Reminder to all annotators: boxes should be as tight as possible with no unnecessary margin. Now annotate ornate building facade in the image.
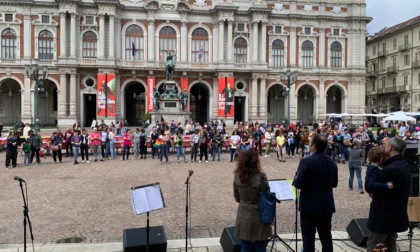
[0,0,370,127]
[365,16,420,115]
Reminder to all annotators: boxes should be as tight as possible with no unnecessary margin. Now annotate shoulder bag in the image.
[258,173,277,225]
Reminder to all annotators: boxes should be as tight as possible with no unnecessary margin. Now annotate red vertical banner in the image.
[218,77,235,117]
[147,76,155,112]
[180,77,189,111]
[97,74,115,117]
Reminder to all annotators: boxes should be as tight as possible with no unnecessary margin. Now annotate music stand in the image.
[131,183,165,252]
[268,179,296,252]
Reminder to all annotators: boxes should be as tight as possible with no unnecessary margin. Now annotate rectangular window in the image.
[4,13,13,22]
[333,29,339,36]
[418,74,420,85]
[373,45,376,54]
[381,98,386,105]
[393,39,397,49]
[404,76,408,85]
[304,27,311,35]
[85,16,94,25]
[404,34,409,44]
[404,54,410,65]
[41,15,50,24]
[382,79,385,88]
[237,23,245,32]
[392,57,397,67]
[274,26,282,34]
[371,82,376,91]
[392,78,396,86]
[382,42,386,51]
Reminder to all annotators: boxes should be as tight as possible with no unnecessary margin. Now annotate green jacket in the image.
[22,144,31,153]
[29,134,42,149]
[173,135,183,148]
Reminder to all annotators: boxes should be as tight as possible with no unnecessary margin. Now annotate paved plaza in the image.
[0,149,418,251]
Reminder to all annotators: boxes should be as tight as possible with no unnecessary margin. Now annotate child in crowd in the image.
[348,139,365,194]
[71,130,81,165]
[22,140,31,166]
[365,147,393,197]
[80,129,90,163]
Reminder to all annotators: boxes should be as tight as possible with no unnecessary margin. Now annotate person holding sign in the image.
[293,134,338,252]
[233,150,272,252]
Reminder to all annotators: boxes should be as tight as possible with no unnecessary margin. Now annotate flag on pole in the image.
[131,41,137,57]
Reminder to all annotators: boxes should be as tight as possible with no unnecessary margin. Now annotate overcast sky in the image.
[366,0,419,34]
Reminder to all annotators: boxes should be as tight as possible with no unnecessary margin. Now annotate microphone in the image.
[188,170,194,177]
[14,176,26,182]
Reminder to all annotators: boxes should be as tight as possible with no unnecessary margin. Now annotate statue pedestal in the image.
[151,99,191,125]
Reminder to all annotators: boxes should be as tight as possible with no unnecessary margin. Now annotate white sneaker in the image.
[130,157,135,160]
[86,161,90,164]
[82,160,85,163]
[265,155,268,158]
[205,161,208,163]
[199,160,202,163]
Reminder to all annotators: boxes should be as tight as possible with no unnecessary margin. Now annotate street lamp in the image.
[26,59,48,133]
[280,67,299,127]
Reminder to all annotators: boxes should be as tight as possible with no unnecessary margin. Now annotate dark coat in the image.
[294,152,338,215]
[234,172,273,241]
[366,154,410,234]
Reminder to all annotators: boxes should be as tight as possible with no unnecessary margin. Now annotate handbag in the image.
[258,173,277,225]
[51,145,59,152]
[153,138,162,149]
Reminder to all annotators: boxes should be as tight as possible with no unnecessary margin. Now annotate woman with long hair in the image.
[159,129,169,163]
[233,150,272,252]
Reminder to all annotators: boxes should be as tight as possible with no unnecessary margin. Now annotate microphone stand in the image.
[184,172,193,251]
[18,180,34,252]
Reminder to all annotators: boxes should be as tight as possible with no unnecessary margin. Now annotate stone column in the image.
[289,84,297,121]
[22,76,32,120]
[59,74,67,117]
[252,22,259,63]
[147,19,155,62]
[290,27,297,66]
[261,22,267,64]
[109,15,115,59]
[59,12,67,58]
[319,28,325,67]
[70,13,76,58]
[98,15,105,59]
[218,20,224,63]
[69,74,77,117]
[250,78,258,119]
[259,79,267,118]
[212,77,219,119]
[227,21,233,63]
[23,14,32,59]
[319,80,326,116]
[181,21,188,63]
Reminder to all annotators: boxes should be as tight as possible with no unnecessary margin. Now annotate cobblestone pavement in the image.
[0,149,371,244]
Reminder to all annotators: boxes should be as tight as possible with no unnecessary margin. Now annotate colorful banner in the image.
[147,76,155,112]
[97,73,116,117]
[217,77,235,117]
[180,77,189,111]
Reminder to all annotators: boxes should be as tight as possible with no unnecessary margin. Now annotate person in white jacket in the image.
[264,129,273,157]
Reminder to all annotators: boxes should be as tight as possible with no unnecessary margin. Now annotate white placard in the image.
[131,183,165,215]
[268,179,296,201]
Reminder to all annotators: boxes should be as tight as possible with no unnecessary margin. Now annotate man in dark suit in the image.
[365,137,410,252]
[294,134,338,252]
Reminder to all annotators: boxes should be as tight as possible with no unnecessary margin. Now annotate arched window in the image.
[125,25,144,61]
[191,28,209,63]
[234,37,247,64]
[301,40,313,67]
[272,39,284,67]
[159,26,177,62]
[1,28,17,59]
[330,41,342,68]
[38,30,54,60]
[82,31,97,58]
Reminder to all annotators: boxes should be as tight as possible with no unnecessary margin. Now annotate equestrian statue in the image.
[164,52,176,80]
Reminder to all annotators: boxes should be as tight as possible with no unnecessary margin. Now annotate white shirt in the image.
[230,135,240,148]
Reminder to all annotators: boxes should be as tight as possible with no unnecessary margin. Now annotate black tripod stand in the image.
[269,211,295,252]
[15,176,34,252]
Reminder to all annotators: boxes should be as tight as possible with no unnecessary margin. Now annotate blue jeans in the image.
[117,128,121,136]
[349,161,363,190]
[109,140,115,159]
[176,146,186,161]
[133,142,140,157]
[160,144,168,162]
[73,147,79,162]
[24,153,30,165]
[105,141,110,158]
[241,239,268,252]
[213,147,221,160]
